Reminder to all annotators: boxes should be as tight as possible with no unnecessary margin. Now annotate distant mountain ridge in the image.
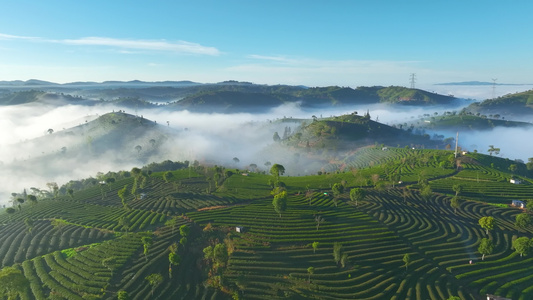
[0,80,458,113]
[0,79,203,87]
[437,81,533,86]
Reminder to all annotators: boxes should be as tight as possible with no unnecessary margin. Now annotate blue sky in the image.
[0,0,532,87]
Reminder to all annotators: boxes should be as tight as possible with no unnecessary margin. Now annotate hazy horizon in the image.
[1,1,533,87]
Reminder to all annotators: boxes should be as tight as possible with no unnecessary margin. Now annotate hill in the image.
[467,89,533,116]
[1,149,533,299]
[0,90,88,106]
[3,112,175,184]
[173,85,456,112]
[0,81,457,112]
[414,113,533,131]
[377,86,455,105]
[170,91,286,113]
[284,113,442,153]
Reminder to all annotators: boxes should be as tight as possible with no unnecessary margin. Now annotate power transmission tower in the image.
[454,132,459,158]
[491,78,497,99]
[409,73,416,89]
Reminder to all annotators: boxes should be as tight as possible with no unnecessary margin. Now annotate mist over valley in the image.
[1,81,533,207]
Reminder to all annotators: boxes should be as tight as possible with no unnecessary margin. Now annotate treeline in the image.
[59,160,192,194]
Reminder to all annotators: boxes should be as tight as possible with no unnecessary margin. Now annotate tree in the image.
[306,190,314,206]
[145,273,163,297]
[46,182,59,198]
[163,171,174,183]
[0,266,29,300]
[203,245,213,264]
[312,241,320,253]
[67,188,74,199]
[16,198,24,210]
[527,199,533,212]
[142,236,153,262]
[5,207,15,221]
[232,157,240,164]
[488,145,500,156]
[272,190,287,218]
[168,252,181,278]
[402,188,410,203]
[332,183,344,198]
[168,242,178,255]
[340,253,349,268]
[420,184,433,202]
[478,238,494,261]
[515,213,532,231]
[27,194,37,207]
[270,164,285,182]
[273,132,281,142]
[512,237,531,257]
[179,224,190,237]
[403,253,411,270]
[478,216,494,235]
[131,167,142,178]
[350,188,366,206]
[527,158,533,171]
[213,243,228,266]
[117,290,129,300]
[332,183,344,207]
[248,163,258,172]
[315,215,325,231]
[307,266,315,283]
[333,242,342,265]
[450,196,460,214]
[118,185,128,207]
[452,184,463,197]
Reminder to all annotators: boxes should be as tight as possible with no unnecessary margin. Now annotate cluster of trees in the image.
[0,266,29,299]
[332,242,349,268]
[477,214,533,260]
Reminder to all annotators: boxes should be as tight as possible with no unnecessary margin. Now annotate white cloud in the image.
[0,33,40,41]
[61,37,220,56]
[0,32,220,56]
[246,54,422,70]
[247,54,298,64]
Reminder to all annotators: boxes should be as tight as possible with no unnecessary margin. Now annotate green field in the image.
[1,148,533,299]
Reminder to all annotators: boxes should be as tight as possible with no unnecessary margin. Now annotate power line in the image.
[409,73,416,89]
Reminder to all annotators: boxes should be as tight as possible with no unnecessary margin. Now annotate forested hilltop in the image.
[467,89,533,116]
[0,80,457,113]
[2,147,533,299]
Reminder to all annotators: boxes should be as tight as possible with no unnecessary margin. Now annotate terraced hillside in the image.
[1,150,533,299]
[188,188,533,299]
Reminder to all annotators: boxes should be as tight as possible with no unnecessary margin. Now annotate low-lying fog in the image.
[1,86,532,207]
